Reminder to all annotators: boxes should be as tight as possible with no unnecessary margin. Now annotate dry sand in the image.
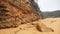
[0,18,60,34]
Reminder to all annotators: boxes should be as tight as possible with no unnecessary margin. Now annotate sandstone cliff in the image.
[0,0,43,28]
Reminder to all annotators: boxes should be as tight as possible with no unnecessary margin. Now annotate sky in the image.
[36,0,60,12]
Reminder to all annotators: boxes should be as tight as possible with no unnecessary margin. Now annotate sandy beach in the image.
[0,18,60,34]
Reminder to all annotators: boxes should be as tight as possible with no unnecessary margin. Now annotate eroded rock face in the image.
[0,0,43,28]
